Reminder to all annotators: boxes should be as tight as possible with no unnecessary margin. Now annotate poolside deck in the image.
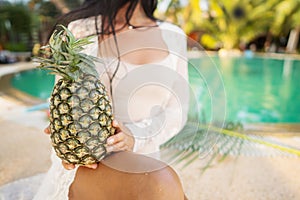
[245,123,300,135]
[0,62,43,105]
[0,62,51,186]
[0,95,51,186]
[0,62,37,77]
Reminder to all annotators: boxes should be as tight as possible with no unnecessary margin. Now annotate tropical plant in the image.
[271,0,300,36]
[0,3,33,51]
[160,0,183,24]
[157,0,203,34]
[271,0,300,52]
[197,0,281,50]
[28,0,82,45]
[160,0,300,51]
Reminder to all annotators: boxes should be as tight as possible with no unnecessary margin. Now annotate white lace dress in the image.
[33,17,188,200]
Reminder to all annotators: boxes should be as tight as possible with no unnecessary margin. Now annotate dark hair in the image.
[58,0,158,36]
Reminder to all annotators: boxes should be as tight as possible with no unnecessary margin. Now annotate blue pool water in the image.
[188,56,300,123]
[10,56,300,123]
[11,69,55,100]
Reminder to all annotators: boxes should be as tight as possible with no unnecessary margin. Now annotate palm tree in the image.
[197,0,281,50]
[161,0,300,52]
[271,0,300,52]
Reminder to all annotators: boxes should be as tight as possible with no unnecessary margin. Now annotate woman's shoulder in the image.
[68,16,101,38]
[158,21,187,51]
[158,21,185,35]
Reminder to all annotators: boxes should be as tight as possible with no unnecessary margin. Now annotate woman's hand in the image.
[106,120,135,153]
[43,120,134,170]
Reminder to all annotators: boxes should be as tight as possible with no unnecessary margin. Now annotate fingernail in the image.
[67,166,74,170]
[92,165,97,169]
[113,120,119,126]
[107,146,114,152]
[107,138,114,145]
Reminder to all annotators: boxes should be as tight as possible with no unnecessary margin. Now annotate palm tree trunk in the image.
[286,27,299,53]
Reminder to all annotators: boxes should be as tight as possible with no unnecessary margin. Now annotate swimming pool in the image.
[10,56,300,123]
[11,69,55,100]
[189,56,300,123]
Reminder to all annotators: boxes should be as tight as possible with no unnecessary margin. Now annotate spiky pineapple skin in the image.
[49,73,114,165]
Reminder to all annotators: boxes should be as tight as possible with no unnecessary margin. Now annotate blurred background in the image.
[0,0,299,56]
[0,1,300,200]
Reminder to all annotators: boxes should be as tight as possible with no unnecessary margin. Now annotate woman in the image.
[34,0,189,199]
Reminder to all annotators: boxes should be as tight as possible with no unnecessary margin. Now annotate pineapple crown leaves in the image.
[35,24,103,81]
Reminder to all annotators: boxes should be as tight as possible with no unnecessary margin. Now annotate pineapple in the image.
[36,25,115,165]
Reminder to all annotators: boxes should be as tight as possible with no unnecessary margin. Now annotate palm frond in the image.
[161,119,300,170]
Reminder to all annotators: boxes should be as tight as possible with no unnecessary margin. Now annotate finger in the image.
[44,126,51,134]
[112,121,121,133]
[107,132,125,145]
[83,163,98,169]
[107,141,127,152]
[113,127,121,134]
[112,120,119,127]
[62,161,75,170]
[113,141,126,150]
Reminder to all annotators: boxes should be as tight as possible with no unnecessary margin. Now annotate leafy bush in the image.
[4,42,28,52]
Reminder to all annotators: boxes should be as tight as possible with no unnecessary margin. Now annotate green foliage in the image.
[0,4,32,34]
[4,42,27,52]
[271,0,300,36]
[0,4,33,50]
[161,0,300,50]
[200,34,220,50]
[27,0,84,46]
[64,0,82,10]
[198,0,277,49]
[39,1,60,17]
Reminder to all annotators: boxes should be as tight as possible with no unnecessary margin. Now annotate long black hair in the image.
[58,0,158,36]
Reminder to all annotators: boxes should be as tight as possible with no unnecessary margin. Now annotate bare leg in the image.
[69,152,185,200]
